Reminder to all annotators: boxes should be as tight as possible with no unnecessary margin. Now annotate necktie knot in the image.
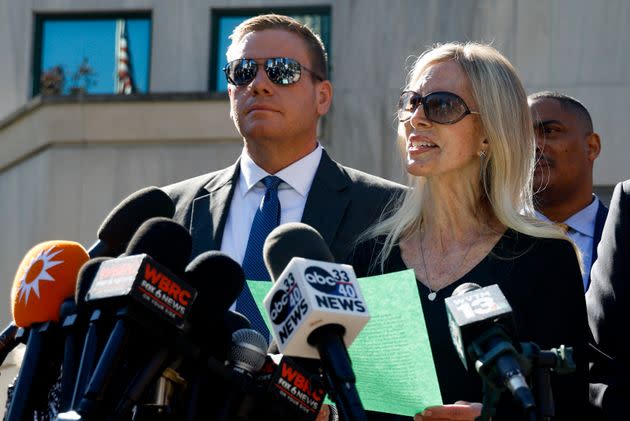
[558,222,572,234]
[262,175,282,191]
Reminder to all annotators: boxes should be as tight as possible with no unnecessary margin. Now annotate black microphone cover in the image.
[74,257,110,306]
[224,311,252,332]
[97,186,175,255]
[125,217,192,274]
[263,222,335,281]
[185,251,245,317]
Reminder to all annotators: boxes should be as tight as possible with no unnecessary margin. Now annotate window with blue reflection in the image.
[211,10,331,92]
[34,15,151,96]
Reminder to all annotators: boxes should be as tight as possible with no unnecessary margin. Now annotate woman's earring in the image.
[479,150,487,160]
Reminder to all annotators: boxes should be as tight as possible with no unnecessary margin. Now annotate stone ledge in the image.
[0,93,238,172]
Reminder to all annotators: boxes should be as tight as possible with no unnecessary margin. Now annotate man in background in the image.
[529,91,608,291]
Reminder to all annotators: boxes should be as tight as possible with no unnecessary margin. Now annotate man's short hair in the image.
[227,14,328,80]
[528,91,594,133]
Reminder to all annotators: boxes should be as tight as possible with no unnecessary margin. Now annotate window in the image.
[33,13,151,96]
[210,8,331,92]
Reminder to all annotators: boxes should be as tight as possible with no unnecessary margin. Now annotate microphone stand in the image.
[473,338,575,421]
[469,326,535,421]
[308,325,367,421]
[520,343,575,421]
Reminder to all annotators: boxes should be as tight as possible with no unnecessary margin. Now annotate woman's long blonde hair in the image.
[363,42,569,270]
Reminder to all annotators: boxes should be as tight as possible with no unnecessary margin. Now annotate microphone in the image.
[175,252,248,421]
[114,252,247,420]
[68,257,112,411]
[88,186,175,258]
[444,283,536,415]
[76,218,194,418]
[184,251,247,359]
[262,223,369,421]
[6,241,89,421]
[229,328,268,375]
[215,328,268,421]
[216,329,326,421]
[0,322,19,366]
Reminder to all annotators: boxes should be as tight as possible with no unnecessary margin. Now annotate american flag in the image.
[115,19,135,94]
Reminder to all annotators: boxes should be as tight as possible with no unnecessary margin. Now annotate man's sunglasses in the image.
[223,57,324,86]
[398,91,480,124]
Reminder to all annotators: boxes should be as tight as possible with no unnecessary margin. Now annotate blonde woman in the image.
[352,43,588,420]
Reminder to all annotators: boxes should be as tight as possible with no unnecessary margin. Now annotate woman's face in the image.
[403,60,485,179]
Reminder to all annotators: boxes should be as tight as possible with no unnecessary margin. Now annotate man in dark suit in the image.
[529,91,608,291]
[163,14,403,335]
[586,179,630,419]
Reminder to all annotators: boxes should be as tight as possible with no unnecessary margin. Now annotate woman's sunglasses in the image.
[223,57,324,86]
[398,91,480,124]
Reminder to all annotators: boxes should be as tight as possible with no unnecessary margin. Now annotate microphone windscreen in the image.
[97,186,175,255]
[224,311,252,332]
[263,222,334,281]
[230,329,268,374]
[11,241,89,327]
[452,282,482,297]
[185,251,245,315]
[74,257,110,306]
[125,217,192,273]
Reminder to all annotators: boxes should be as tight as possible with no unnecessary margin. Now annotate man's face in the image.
[530,97,599,199]
[226,29,331,148]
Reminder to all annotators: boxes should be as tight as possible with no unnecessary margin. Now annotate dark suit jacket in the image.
[587,198,609,289]
[586,180,630,419]
[162,150,405,263]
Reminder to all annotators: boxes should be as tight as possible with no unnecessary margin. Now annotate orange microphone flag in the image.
[10,241,89,328]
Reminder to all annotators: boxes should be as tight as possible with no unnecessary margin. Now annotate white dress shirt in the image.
[220,144,323,266]
[536,196,601,291]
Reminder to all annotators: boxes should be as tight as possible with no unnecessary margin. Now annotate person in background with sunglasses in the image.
[351,42,589,420]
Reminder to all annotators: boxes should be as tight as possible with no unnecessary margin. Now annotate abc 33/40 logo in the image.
[304,266,358,298]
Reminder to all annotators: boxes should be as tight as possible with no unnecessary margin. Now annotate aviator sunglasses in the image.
[398,91,480,124]
[223,57,324,86]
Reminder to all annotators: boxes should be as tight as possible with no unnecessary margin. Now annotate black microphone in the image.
[0,322,19,366]
[262,223,369,421]
[445,283,536,416]
[75,218,194,418]
[113,252,246,420]
[68,257,112,411]
[175,252,248,421]
[215,328,268,421]
[58,299,81,412]
[88,186,175,258]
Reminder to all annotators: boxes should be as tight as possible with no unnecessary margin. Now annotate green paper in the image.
[247,269,442,417]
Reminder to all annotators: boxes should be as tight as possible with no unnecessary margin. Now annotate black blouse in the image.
[351,229,589,420]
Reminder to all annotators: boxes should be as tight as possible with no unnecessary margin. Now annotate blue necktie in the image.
[237,175,282,337]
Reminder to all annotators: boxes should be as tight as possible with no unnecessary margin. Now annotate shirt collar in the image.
[563,196,600,237]
[535,195,600,237]
[238,144,323,197]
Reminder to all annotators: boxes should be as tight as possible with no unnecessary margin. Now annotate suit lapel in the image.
[591,199,609,265]
[301,151,351,248]
[190,162,240,258]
